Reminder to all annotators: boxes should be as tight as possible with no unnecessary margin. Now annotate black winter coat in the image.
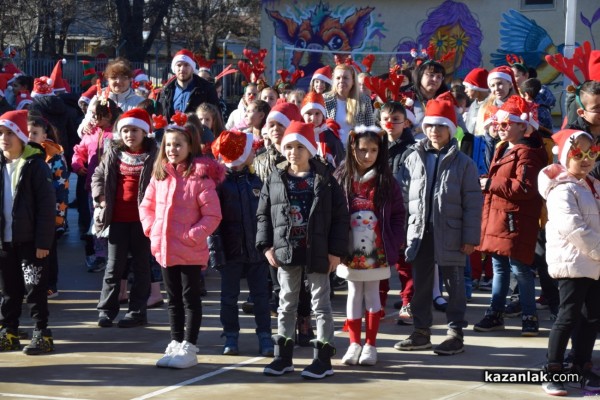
[256,159,349,273]
[215,167,265,263]
[388,128,415,177]
[30,95,77,167]
[159,75,219,120]
[0,143,55,250]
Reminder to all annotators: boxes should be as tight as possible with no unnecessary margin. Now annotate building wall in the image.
[260,0,600,91]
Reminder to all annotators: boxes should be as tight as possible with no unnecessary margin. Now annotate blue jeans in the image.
[219,261,271,334]
[490,255,536,316]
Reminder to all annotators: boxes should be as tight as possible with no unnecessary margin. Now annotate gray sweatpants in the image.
[277,266,335,344]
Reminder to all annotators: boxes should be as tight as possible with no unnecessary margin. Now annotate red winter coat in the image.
[477,133,547,265]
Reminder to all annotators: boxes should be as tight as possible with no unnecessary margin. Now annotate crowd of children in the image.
[0,42,599,396]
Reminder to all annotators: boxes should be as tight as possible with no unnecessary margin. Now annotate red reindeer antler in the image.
[290,69,304,85]
[545,41,592,86]
[361,54,375,74]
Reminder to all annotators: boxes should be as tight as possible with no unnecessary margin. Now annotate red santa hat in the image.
[495,95,538,129]
[266,102,302,128]
[0,74,7,98]
[463,67,489,91]
[79,85,97,105]
[487,66,519,92]
[15,91,33,110]
[422,98,457,137]
[311,65,332,86]
[300,91,327,117]
[117,108,152,134]
[211,130,254,167]
[50,58,71,93]
[552,129,595,167]
[280,121,317,157]
[171,49,197,74]
[133,69,150,83]
[0,110,29,144]
[31,76,54,98]
[2,63,22,83]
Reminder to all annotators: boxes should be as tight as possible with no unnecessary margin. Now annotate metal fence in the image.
[10,57,244,102]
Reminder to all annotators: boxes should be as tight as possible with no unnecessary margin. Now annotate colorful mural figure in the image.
[395,0,483,81]
[265,1,377,87]
[490,9,561,85]
[580,7,600,49]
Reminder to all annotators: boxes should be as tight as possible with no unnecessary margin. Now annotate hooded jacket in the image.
[538,163,600,280]
[139,157,225,268]
[478,132,547,264]
[0,142,55,250]
[402,138,482,266]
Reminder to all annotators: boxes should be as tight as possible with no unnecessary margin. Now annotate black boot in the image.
[263,334,294,376]
[301,340,336,380]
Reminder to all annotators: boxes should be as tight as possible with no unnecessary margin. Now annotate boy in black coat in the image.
[256,121,349,380]
[0,110,56,355]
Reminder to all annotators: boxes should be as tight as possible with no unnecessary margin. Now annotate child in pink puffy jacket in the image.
[139,114,224,369]
[71,98,121,273]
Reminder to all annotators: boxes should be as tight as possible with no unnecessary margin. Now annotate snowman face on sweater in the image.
[290,205,304,226]
[350,210,378,254]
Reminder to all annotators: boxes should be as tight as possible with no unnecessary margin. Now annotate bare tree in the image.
[169,0,260,59]
[113,0,174,61]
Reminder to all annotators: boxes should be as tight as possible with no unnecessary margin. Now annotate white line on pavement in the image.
[0,394,90,400]
[130,356,265,400]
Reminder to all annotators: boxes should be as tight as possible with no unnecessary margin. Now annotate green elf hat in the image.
[80,60,97,90]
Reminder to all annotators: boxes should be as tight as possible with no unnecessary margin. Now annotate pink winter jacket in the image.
[71,126,113,190]
[139,157,225,268]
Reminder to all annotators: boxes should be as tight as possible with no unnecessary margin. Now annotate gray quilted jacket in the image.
[401,138,482,266]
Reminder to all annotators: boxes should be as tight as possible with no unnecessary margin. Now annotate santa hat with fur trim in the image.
[50,59,70,93]
[422,98,457,137]
[266,102,302,128]
[552,129,595,167]
[280,121,317,157]
[211,130,254,167]
[463,67,489,92]
[117,108,152,134]
[300,91,327,117]
[487,66,519,93]
[495,95,538,129]
[311,65,332,86]
[171,49,197,74]
[31,76,54,98]
[133,69,150,83]
[0,110,29,144]
[15,91,32,110]
[2,63,22,84]
[79,85,97,105]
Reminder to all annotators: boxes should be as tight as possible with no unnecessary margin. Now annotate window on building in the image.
[521,0,555,10]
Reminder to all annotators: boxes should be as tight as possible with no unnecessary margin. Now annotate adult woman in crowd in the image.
[324,64,375,145]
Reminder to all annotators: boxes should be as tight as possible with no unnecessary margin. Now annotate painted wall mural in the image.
[490,9,561,85]
[263,1,598,88]
[395,0,483,81]
[265,1,385,87]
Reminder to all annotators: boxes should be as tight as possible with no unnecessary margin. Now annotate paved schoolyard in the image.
[0,204,593,400]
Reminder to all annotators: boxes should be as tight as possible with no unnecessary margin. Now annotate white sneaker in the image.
[168,341,199,369]
[341,342,362,365]
[358,344,377,366]
[156,340,181,368]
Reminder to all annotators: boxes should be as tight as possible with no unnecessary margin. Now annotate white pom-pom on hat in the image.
[46,78,53,85]
[520,112,528,121]
[61,58,66,64]
[404,97,414,107]
[551,145,559,155]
